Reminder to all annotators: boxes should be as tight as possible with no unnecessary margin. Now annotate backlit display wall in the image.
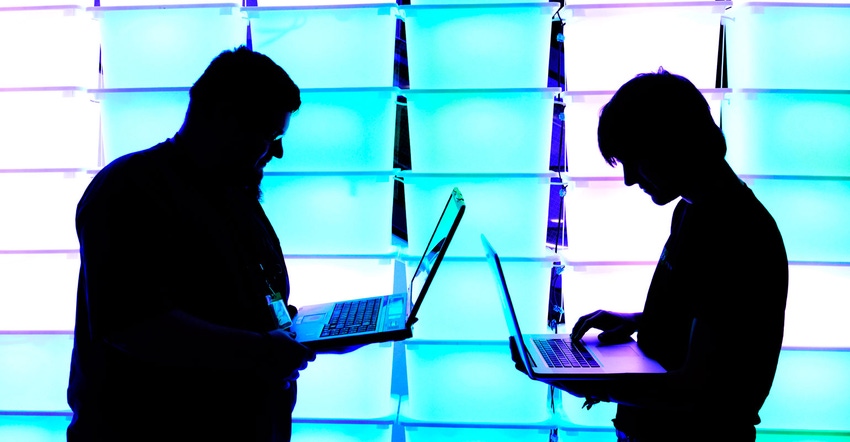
[0,1,848,441]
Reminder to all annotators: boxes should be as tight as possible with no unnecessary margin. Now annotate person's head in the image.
[597,69,726,205]
[182,46,301,197]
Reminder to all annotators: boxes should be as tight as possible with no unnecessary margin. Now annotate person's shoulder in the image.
[79,139,176,208]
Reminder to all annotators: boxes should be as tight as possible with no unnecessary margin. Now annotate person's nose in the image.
[270,138,283,159]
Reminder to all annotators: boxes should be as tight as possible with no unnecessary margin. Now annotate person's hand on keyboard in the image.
[571,310,641,345]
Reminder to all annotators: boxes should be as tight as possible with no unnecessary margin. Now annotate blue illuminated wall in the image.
[0,1,848,442]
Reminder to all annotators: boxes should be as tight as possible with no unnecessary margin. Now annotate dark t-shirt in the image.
[615,182,788,439]
[68,138,293,441]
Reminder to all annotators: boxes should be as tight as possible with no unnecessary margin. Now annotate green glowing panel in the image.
[748,179,850,263]
[402,3,557,88]
[726,3,850,89]
[723,91,850,177]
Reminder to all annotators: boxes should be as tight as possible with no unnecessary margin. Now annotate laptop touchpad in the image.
[593,344,640,358]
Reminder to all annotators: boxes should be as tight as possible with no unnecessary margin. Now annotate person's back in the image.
[540,70,788,441]
[68,47,312,442]
[69,140,291,441]
[616,180,787,439]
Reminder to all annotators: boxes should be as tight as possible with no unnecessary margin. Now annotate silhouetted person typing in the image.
[511,70,788,441]
[67,46,317,442]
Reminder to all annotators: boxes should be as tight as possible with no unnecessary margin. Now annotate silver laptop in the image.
[290,187,465,350]
[481,234,666,380]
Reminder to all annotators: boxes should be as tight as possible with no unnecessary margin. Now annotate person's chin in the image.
[649,192,678,206]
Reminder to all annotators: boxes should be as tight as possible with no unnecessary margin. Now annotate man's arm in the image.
[106,308,315,376]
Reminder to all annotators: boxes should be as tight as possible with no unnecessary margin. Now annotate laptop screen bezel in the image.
[405,187,465,328]
[481,234,539,379]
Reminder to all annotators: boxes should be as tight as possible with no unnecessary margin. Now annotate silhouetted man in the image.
[513,70,788,441]
[68,46,316,442]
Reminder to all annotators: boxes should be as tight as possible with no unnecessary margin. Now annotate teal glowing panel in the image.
[401,3,557,89]
[94,5,246,88]
[407,258,553,341]
[723,91,850,177]
[404,88,557,173]
[266,88,398,172]
[727,3,850,90]
[401,173,552,258]
[404,424,554,442]
[0,415,71,442]
[759,350,850,432]
[96,88,189,163]
[0,334,72,412]
[293,342,395,420]
[261,172,395,255]
[402,340,551,424]
[248,5,398,88]
[748,179,850,263]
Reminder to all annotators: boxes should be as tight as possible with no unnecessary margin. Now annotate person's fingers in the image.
[572,310,604,340]
[598,325,633,344]
[286,305,298,318]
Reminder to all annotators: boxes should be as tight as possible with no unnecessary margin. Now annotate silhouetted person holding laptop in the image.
[512,70,788,441]
[68,46,321,442]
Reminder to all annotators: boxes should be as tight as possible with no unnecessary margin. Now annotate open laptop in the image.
[289,187,465,350]
[481,234,666,380]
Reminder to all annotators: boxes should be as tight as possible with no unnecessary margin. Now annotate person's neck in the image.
[175,124,226,173]
[680,159,744,206]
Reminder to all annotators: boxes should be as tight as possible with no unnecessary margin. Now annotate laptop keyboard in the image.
[533,338,600,368]
[320,298,381,337]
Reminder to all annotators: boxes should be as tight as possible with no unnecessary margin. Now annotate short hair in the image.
[187,45,300,134]
[597,69,726,167]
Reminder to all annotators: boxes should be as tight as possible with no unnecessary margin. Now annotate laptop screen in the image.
[481,234,536,375]
[407,187,465,324]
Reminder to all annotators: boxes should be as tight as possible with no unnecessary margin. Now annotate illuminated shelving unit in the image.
[246,3,403,439]
[395,2,562,439]
[723,2,850,437]
[556,0,850,439]
[557,0,731,436]
[0,4,99,438]
[9,0,847,440]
